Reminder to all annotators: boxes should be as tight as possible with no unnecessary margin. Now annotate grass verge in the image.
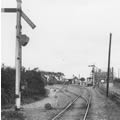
[1,111,25,120]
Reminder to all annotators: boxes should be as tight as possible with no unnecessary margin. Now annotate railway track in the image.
[51,87,91,120]
[82,88,91,120]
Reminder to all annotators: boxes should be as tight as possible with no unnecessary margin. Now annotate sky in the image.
[1,0,120,78]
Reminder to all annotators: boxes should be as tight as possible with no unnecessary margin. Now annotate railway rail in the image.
[83,88,91,120]
[51,87,91,120]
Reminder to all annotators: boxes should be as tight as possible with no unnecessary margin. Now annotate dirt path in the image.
[88,87,120,120]
[22,91,59,120]
[22,85,83,120]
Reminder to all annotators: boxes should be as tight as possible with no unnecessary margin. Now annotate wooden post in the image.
[106,33,112,97]
[15,0,22,110]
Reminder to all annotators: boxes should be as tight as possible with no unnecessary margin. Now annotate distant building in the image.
[94,68,114,83]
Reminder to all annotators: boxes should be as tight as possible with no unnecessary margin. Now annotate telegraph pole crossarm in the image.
[1,0,36,110]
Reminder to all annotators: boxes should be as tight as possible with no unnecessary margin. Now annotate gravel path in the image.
[88,87,120,120]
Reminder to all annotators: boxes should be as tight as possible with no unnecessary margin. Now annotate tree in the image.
[80,77,85,81]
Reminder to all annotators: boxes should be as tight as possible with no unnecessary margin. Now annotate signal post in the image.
[1,0,36,110]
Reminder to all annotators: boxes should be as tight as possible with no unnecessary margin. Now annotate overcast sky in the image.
[1,0,120,78]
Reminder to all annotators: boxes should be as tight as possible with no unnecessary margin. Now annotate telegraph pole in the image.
[106,33,112,97]
[1,0,36,110]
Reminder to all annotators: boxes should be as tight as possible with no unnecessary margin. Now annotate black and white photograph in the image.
[1,0,120,120]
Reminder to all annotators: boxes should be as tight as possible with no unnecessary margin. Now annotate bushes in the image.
[1,64,64,107]
[21,69,46,103]
[113,78,120,88]
[113,78,120,83]
[1,111,25,120]
[1,65,46,107]
[1,67,15,105]
[23,69,45,96]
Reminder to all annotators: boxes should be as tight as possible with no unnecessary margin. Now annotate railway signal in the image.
[1,0,36,110]
[88,65,95,86]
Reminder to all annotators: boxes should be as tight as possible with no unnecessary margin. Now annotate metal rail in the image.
[51,95,81,120]
[51,87,91,120]
[82,88,92,120]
